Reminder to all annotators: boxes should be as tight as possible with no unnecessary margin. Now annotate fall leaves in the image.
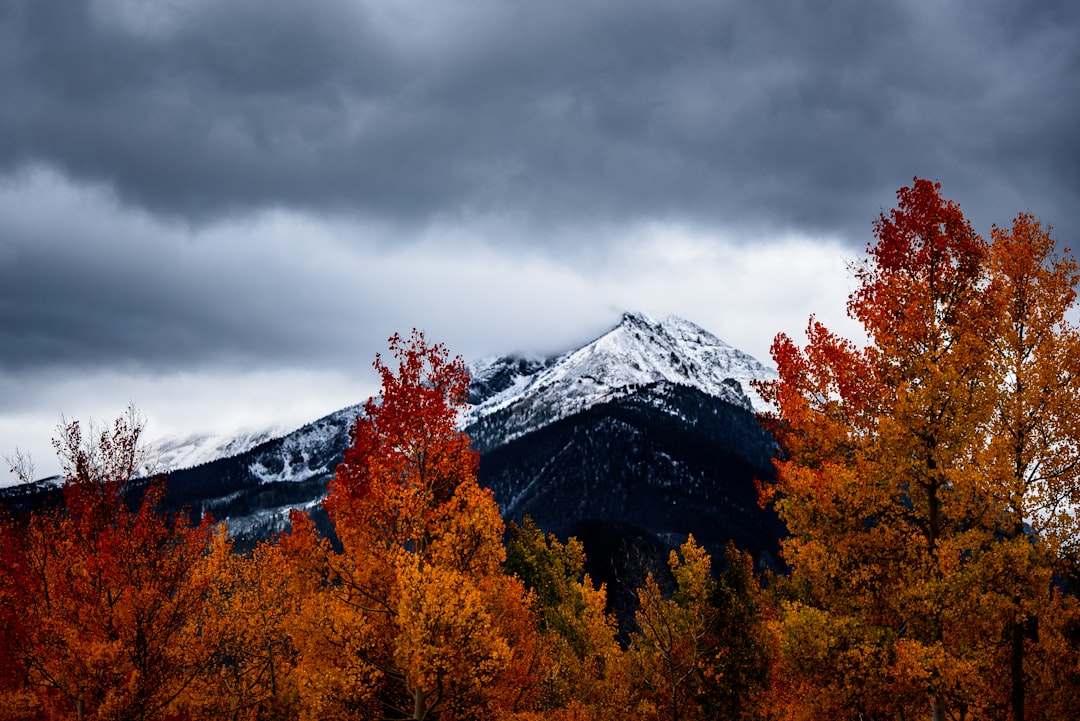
[3,178,1080,720]
[0,410,216,721]
[284,332,537,720]
[0,333,769,721]
[758,179,1080,720]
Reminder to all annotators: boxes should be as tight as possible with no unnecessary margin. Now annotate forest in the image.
[2,179,1080,721]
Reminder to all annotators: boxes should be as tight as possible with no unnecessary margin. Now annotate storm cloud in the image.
[1,0,1077,477]
[3,0,1076,233]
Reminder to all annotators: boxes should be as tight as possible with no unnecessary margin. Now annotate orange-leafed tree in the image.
[980,212,1080,720]
[757,179,1080,720]
[0,407,215,721]
[283,330,542,721]
[184,525,301,721]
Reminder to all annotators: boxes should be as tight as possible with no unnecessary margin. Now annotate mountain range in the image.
[2,312,785,589]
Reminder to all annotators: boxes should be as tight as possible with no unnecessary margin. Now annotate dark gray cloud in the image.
[0,168,617,377]
[2,0,1076,239]
[0,216,308,374]
[2,0,1079,475]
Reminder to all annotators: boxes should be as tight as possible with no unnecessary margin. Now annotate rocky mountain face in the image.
[474,380,780,566]
[3,313,785,577]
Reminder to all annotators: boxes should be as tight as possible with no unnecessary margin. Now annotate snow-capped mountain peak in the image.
[464,312,776,442]
[564,311,774,408]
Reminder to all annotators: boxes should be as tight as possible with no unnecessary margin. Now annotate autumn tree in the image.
[624,537,769,721]
[701,542,770,721]
[283,330,542,720]
[627,535,717,721]
[978,212,1080,719]
[184,525,301,721]
[757,179,1080,720]
[0,407,215,721]
[507,516,634,720]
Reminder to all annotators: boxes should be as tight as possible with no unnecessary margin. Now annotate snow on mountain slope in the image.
[465,312,777,432]
[467,355,550,405]
[147,425,289,473]
[147,402,365,478]
[244,402,362,484]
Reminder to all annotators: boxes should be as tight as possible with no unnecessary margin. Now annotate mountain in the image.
[152,403,363,543]
[455,312,783,624]
[462,314,782,598]
[2,313,784,573]
[464,312,774,452]
[474,378,778,545]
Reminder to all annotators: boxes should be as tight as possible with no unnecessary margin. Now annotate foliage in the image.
[281,330,543,720]
[0,408,215,721]
[703,542,770,720]
[756,178,1080,720]
[508,516,635,720]
[184,526,302,720]
[626,536,769,721]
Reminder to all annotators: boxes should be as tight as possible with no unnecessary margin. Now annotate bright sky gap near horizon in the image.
[1,1,1078,481]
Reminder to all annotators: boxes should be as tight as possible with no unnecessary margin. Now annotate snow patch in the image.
[146,425,289,473]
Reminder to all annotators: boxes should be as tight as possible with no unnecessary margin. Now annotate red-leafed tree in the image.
[0,407,216,721]
[283,331,543,721]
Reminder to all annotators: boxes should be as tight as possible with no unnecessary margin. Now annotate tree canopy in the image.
[757,178,1080,720]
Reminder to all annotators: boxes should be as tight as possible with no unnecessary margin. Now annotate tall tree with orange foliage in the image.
[0,407,215,721]
[283,331,543,721]
[981,212,1080,720]
[757,179,1080,720]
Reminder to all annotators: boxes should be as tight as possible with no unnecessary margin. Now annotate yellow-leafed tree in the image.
[507,517,635,720]
[628,536,715,721]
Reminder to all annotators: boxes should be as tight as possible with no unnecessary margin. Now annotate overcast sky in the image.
[2,0,1078,481]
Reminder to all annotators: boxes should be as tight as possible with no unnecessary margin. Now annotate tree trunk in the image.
[1011,614,1025,721]
[412,686,432,721]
